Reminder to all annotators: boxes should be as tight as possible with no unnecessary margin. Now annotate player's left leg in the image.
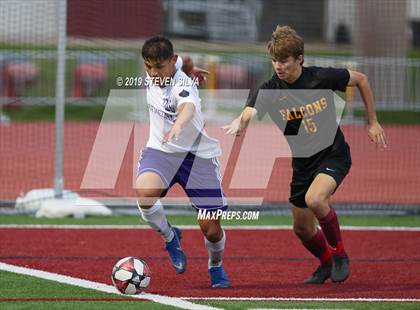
[305,173,349,283]
[198,217,229,288]
[289,173,333,283]
[180,154,229,287]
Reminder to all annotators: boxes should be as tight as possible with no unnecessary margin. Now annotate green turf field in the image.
[0,270,176,310]
[1,214,420,227]
[1,270,419,310]
[4,104,420,124]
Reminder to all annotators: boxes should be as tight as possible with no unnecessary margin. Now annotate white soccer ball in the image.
[111,257,151,295]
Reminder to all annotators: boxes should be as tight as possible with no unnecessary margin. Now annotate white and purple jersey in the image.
[145,59,221,159]
[139,57,227,210]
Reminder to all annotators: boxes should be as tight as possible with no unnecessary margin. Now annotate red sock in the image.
[319,208,346,256]
[302,229,332,265]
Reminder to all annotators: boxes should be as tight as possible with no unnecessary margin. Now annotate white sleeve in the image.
[174,85,200,108]
[175,56,183,70]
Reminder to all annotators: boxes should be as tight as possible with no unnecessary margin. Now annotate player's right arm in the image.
[222,79,272,135]
[163,101,196,143]
[221,107,257,135]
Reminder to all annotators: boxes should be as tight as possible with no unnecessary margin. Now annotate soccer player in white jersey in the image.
[135,36,229,288]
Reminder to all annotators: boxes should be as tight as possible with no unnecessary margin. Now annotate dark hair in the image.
[141,36,174,61]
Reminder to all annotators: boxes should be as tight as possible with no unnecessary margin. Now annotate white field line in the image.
[182,296,420,302]
[1,262,419,305]
[0,224,420,231]
[0,262,221,310]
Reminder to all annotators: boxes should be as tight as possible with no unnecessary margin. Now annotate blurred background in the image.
[0,0,419,216]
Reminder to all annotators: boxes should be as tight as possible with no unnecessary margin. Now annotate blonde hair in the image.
[267,25,304,62]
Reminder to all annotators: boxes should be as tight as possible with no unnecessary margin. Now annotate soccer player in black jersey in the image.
[223,25,387,284]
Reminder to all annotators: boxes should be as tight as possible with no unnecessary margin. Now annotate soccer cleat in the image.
[165,227,186,274]
[304,264,332,284]
[331,254,350,283]
[208,265,230,288]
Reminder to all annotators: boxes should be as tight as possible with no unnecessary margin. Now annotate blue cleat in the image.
[208,265,230,288]
[165,227,186,274]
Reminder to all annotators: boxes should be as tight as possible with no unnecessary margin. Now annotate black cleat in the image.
[331,254,350,283]
[304,264,332,284]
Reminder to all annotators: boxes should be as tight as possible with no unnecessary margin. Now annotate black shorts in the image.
[289,142,352,208]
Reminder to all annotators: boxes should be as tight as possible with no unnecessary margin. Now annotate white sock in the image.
[204,230,225,268]
[137,200,174,242]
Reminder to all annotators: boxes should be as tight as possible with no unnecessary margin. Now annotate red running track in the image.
[1,122,420,204]
[1,227,420,299]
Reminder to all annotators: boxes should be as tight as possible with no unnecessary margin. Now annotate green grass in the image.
[0,270,178,309]
[0,270,120,299]
[0,214,419,227]
[354,109,420,125]
[408,48,420,59]
[0,301,174,310]
[1,270,419,310]
[3,105,105,121]
[4,104,420,124]
[0,41,138,52]
[2,39,420,58]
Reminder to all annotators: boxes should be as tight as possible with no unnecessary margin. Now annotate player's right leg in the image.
[305,173,349,283]
[135,148,187,274]
[135,171,171,239]
[292,205,332,284]
[136,172,186,274]
[197,216,229,288]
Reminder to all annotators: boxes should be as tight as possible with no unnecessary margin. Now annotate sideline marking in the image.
[182,296,420,302]
[0,262,221,310]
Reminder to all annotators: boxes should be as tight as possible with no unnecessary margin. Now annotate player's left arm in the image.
[347,70,387,148]
[163,102,196,143]
[180,55,209,84]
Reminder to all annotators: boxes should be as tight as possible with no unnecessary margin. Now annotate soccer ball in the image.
[111,257,151,295]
